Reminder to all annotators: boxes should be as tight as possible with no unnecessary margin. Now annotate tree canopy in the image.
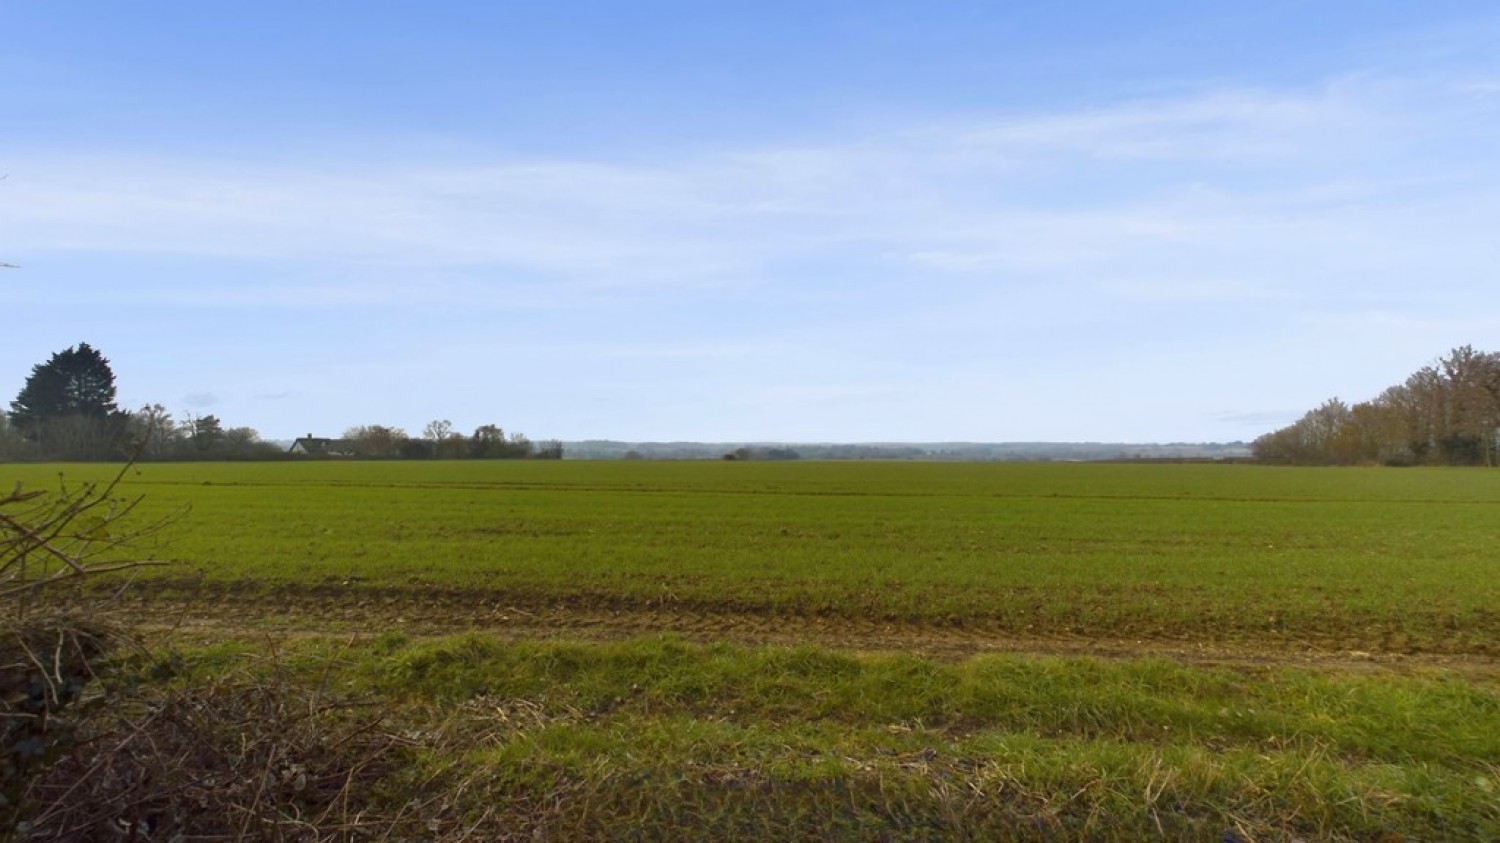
[3,344,563,462]
[1253,345,1500,466]
[9,343,119,429]
[8,343,125,459]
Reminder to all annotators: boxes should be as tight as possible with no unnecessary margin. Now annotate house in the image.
[287,435,357,457]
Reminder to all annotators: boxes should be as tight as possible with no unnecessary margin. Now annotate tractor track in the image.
[65,580,1500,679]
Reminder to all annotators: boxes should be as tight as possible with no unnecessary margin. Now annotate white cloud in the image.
[7,67,1500,442]
[947,82,1389,164]
[4,72,1496,316]
[9,7,1500,444]
[1093,278,1293,304]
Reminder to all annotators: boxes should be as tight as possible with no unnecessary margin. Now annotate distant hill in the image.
[563,440,1252,461]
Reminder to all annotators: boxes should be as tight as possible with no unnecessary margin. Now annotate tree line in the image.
[2,343,561,461]
[1252,345,1500,466]
[339,421,562,460]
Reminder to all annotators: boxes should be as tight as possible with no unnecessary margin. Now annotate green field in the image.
[16,459,1500,652]
[8,460,1500,839]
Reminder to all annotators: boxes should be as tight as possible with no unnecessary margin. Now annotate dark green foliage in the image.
[469,424,537,459]
[9,343,119,427]
[725,446,802,461]
[398,438,435,459]
[7,343,125,460]
[186,414,225,452]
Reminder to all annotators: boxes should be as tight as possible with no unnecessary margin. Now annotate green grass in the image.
[13,460,1500,838]
[360,634,1499,766]
[144,633,1499,841]
[12,460,1500,651]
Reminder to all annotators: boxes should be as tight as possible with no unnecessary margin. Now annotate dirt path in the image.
[82,582,1500,679]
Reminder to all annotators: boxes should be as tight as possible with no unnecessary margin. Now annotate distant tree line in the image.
[2,343,560,461]
[573,441,931,460]
[1253,345,1500,466]
[720,446,802,461]
[337,420,562,460]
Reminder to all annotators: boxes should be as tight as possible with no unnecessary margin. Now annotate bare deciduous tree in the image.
[127,403,180,458]
[1254,346,1500,465]
[1,461,178,606]
[422,419,453,442]
[344,425,408,458]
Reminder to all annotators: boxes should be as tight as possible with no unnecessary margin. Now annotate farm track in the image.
[87,581,1500,679]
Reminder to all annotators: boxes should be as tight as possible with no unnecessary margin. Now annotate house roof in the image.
[288,436,357,456]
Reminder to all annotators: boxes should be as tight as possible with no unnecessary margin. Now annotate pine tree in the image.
[8,343,122,457]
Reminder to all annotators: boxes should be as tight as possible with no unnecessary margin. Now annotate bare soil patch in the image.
[87,580,1500,679]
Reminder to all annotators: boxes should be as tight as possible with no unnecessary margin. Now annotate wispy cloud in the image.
[1093,277,1294,304]
[5,73,1496,312]
[1209,410,1303,426]
[948,82,1388,164]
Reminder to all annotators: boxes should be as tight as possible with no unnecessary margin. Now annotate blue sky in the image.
[5,2,1500,443]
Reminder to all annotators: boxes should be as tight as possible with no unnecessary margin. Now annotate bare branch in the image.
[1,453,183,614]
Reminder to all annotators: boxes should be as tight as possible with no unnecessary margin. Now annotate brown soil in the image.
[77,580,1500,679]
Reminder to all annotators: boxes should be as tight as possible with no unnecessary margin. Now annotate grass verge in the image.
[22,633,1497,841]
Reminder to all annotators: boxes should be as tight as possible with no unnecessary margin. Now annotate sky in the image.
[4,1,1500,444]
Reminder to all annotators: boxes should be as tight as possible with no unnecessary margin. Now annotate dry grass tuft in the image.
[0,611,125,826]
[17,670,460,841]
